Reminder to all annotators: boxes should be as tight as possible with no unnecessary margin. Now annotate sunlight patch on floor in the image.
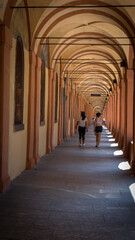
[118,161,130,170]
[110,143,118,147]
[107,135,113,138]
[129,183,135,202]
[113,150,123,156]
[109,138,115,142]
[106,131,112,135]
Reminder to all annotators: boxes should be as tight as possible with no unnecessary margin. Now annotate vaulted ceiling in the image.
[1,0,135,112]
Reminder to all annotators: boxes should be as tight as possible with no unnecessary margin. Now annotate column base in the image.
[46,146,51,154]
[26,157,35,169]
[118,136,124,149]
[131,160,135,175]
[0,175,10,192]
[115,132,119,143]
[122,145,129,158]
[35,154,40,164]
[51,145,54,151]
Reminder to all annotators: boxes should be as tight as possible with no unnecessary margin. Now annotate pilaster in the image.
[51,71,56,151]
[26,51,36,169]
[46,68,54,153]
[70,85,74,136]
[0,25,12,191]
[65,82,69,140]
[34,56,41,164]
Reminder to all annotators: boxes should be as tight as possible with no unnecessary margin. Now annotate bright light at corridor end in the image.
[129,184,135,202]
[118,161,131,170]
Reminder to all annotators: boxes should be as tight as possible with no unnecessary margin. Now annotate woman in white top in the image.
[76,111,88,147]
[94,112,103,147]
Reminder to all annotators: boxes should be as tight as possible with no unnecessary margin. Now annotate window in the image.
[55,73,58,122]
[14,36,24,131]
[40,60,45,125]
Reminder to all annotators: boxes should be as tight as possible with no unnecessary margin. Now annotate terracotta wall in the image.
[8,38,29,180]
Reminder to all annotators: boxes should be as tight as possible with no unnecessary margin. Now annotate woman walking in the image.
[76,111,88,147]
[94,112,103,147]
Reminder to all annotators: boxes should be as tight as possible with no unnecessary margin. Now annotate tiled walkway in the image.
[0,125,135,240]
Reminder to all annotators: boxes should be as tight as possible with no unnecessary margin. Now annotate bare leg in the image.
[97,133,101,146]
[96,133,98,146]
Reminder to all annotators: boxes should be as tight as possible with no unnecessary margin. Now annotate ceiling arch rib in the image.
[67,61,118,80]
[31,1,135,54]
[79,83,110,101]
[61,48,122,82]
[78,78,111,93]
[67,63,117,88]
[35,9,135,56]
[51,31,127,70]
[8,0,135,113]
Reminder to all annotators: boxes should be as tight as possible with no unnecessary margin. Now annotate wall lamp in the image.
[120,60,127,67]
[113,79,117,84]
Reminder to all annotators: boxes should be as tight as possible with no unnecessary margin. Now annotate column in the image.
[115,85,120,142]
[34,56,41,164]
[65,82,69,140]
[123,69,134,157]
[113,90,117,138]
[46,68,54,153]
[26,52,36,169]
[0,25,12,192]
[70,86,74,136]
[133,66,135,172]
[118,78,125,148]
[112,93,115,134]
[58,77,64,145]
[109,96,112,132]
[51,71,56,151]
[106,100,109,129]
[74,87,78,133]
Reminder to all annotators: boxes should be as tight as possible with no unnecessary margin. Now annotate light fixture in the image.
[113,79,117,84]
[120,60,127,67]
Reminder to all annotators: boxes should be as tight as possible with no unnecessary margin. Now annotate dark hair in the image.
[81,111,85,120]
[96,112,101,118]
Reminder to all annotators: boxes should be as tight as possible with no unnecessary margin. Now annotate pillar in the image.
[34,56,41,164]
[26,52,36,169]
[65,82,69,140]
[46,68,54,153]
[0,25,12,191]
[109,96,112,132]
[106,100,109,129]
[123,70,134,157]
[115,85,120,142]
[70,86,74,136]
[51,71,56,151]
[133,65,135,172]
[58,78,63,144]
[74,87,78,133]
[118,78,125,148]
[113,90,117,138]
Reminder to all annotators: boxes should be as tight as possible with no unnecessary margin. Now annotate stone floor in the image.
[0,125,135,240]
